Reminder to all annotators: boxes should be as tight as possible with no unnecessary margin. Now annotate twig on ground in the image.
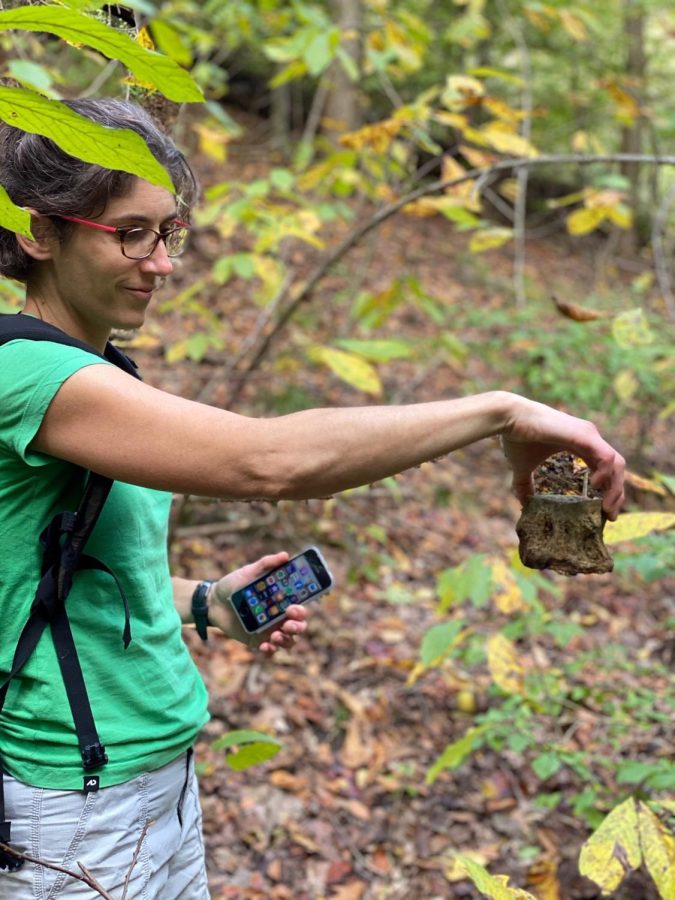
[0,842,114,899]
[120,819,153,900]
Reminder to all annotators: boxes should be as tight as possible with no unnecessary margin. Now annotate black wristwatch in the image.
[191,580,215,642]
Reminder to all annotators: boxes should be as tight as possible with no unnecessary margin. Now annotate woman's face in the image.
[39,179,179,344]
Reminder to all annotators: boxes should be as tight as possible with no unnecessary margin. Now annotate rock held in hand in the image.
[516,494,613,576]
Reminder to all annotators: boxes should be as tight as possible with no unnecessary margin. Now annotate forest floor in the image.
[131,114,674,900]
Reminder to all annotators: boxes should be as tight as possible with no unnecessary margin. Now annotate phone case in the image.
[228,547,333,634]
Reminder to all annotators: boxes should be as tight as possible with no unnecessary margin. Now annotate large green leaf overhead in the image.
[0,88,175,193]
[0,6,203,102]
[0,184,31,237]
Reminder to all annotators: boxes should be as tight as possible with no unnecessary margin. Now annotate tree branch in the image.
[224,152,675,405]
[0,842,114,899]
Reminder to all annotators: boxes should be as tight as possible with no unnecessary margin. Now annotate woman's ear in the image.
[16,211,59,262]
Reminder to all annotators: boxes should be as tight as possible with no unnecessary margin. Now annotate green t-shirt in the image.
[0,338,209,789]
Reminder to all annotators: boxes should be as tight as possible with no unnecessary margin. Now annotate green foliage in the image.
[417,547,674,833]
[613,532,675,583]
[0,6,202,101]
[210,728,282,771]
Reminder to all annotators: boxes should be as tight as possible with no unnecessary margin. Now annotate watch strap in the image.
[191,580,215,642]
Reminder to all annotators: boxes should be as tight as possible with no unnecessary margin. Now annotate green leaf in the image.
[304,30,333,76]
[269,168,295,192]
[149,19,193,67]
[6,60,55,96]
[0,6,202,102]
[211,729,282,772]
[0,183,32,237]
[0,88,173,192]
[336,46,359,81]
[467,66,524,85]
[532,751,563,780]
[617,760,675,791]
[269,60,308,89]
[420,620,466,666]
[334,338,413,363]
[436,554,492,612]
[426,726,486,783]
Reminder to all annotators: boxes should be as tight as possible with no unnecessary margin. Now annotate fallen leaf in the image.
[552,295,608,321]
[578,797,641,892]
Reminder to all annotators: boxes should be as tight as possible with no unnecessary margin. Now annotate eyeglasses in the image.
[53,214,190,260]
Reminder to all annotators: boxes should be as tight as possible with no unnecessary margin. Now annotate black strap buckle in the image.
[0,822,24,872]
[81,742,108,770]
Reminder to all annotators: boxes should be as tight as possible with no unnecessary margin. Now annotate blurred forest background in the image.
[0,1,674,897]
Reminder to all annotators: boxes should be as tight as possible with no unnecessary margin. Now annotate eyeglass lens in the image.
[121,227,189,259]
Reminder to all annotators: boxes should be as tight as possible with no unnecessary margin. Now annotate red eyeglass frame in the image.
[52,214,190,259]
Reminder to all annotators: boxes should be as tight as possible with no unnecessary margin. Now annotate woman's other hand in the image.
[208,552,309,655]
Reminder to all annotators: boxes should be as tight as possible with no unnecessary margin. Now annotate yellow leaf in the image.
[612,307,654,348]
[340,118,403,152]
[638,802,675,899]
[624,471,668,497]
[403,197,444,218]
[559,10,588,41]
[118,333,161,350]
[455,855,537,898]
[579,797,642,893]
[441,155,481,209]
[497,178,519,202]
[433,111,469,130]
[486,634,525,695]
[526,857,561,900]
[460,144,498,169]
[491,559,527,614]
[307,345,382,396]
[524,8,553,31]
[480,124,538,157]
[442,75,485,110]
[136,26,155,50]
[604,512,675,545]
[444,845,501,883]
[613,368,638,403]
[567,206,607,236]
[605,204,632,229]
[194,123,230,163]
[483,96,523,123]
[469,227,513,253]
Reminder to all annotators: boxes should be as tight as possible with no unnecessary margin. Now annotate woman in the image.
[0,99,624,898]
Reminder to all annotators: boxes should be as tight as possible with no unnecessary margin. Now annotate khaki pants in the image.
[0,751,209,899]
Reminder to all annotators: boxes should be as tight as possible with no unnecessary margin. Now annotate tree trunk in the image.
[619,0,646,254]
[322,0,362,142]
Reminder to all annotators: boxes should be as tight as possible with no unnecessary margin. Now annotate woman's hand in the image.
[500,395,625,520]
[206,552,309,656]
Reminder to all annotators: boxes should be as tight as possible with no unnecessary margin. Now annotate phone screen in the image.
[229,547,332,633]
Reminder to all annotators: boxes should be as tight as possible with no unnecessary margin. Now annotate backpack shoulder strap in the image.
[0,313,141,381]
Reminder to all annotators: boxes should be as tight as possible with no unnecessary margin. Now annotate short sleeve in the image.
[0,339,111,466]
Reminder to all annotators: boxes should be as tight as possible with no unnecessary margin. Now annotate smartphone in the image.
[229,546,333,634]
